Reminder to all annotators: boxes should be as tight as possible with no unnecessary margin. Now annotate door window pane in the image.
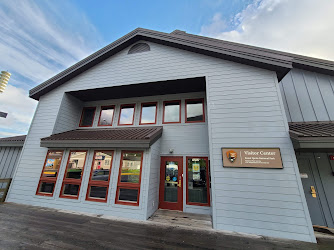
[163,101,180,123]
[62,184,80,196]
[140,103,157,124]
[118,188,138,202]
[119,104,135,125]
[186,99,204,122]
[98,106,114,126]
[164,161,178,202]
[42,151,63,178]
[38,182,55,194]
[80,107,96,127]
[187,158,209,204]
[65,151,87,179]
[91,151,113,181]
[120,152,142,183]
[88,186,107,199]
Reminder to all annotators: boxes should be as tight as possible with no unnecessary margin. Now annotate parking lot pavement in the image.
[0,203,333,250]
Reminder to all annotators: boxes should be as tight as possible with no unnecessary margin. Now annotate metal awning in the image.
[289,122,334,149]
[40,127,163,148]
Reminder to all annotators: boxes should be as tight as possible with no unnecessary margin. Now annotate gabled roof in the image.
[29,28,334,100]
[0,135,26,147]
[40,127,162,148]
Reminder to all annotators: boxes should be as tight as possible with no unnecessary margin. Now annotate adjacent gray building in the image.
[3,28,334,243]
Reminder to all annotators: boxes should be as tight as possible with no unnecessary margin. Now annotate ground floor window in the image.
[59,150,87,199]
[36,150,64,196]
[115,151,143,206]
[86,150,114,202]
[186,157,210,206]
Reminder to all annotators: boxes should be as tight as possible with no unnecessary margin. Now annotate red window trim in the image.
[115,150,143,206]
[186,156,210,207]
[36,150,64,197]
[117,104,136,126]
[85,150,114,203]
[79,107,96,127]
[139,102,158,125]
[185,98,205,123]
[98,105,115,127]
[59,150,88,200]
[162,100,181,124]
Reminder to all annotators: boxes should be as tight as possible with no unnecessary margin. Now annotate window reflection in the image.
[99,106,114,126]
[66,151,87,179]
[187,157,209,205]
[186,99,204,122]
[120,152,142,183]
[119,105,135,125]
[164,101,180,123]
[42,151,63,178]
[91,151,112,181]
[140,103,157,124]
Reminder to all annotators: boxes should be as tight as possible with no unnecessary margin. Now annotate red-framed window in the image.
[186,156,210,206]
[59,150,88,199]
[79,107,96,127]
[115,151,143,206]
[139,102,157,125]
[86,150,114,202]
[185,98,205,123]
[163,100,181,124]
[98,106,115,126]
[36,150,64,196]
[118,104,136,126]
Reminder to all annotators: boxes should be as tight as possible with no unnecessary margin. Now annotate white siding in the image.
[206,70,315,242]
[280,68,334,122]
[7,41,314,242]
[145,138,161,219]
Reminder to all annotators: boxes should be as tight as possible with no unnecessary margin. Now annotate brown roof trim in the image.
[29,28,294,100]
[289,122,334,140]
[0,135,26,147]
[40,127,162,148]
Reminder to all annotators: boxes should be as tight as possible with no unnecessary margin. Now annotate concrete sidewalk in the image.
[0,203,333,250]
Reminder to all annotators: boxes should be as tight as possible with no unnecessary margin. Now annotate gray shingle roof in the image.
[289,122,334,139]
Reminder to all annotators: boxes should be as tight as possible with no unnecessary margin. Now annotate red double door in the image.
[159,156,183,211]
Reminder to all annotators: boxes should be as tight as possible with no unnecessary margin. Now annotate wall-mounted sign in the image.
[222,148,283,169]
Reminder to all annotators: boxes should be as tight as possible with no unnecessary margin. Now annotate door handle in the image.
[310,186,317,198]
[177,180,181,188]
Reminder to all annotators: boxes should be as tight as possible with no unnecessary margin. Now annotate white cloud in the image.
[200,0,334,61]
[0,0,103,138]
[0,85,37,138]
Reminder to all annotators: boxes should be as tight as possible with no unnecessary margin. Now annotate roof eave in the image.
[29,28,293,100]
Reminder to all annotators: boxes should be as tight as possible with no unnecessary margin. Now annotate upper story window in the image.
[98,106,115,126]
[118,104,135,126]
[79,107,96,127]
[163,100,181,124]
[185,99,205,123]
[60,150,87,199]
[140,102,157,125]
[36,150,64,196]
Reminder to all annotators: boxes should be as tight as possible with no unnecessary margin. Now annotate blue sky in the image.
[0,0,333,137]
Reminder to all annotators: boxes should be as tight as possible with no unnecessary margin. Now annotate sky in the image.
[0,0,333,138]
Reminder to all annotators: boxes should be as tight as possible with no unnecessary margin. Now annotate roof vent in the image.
[128,43,150,54]
[170,30,186,35]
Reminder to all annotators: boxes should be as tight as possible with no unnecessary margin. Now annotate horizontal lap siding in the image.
[280,68,334,122]
[206,69,315,242]
[6,41,314,241]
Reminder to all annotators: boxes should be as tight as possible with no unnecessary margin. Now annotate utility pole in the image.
[0,71,11,118]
